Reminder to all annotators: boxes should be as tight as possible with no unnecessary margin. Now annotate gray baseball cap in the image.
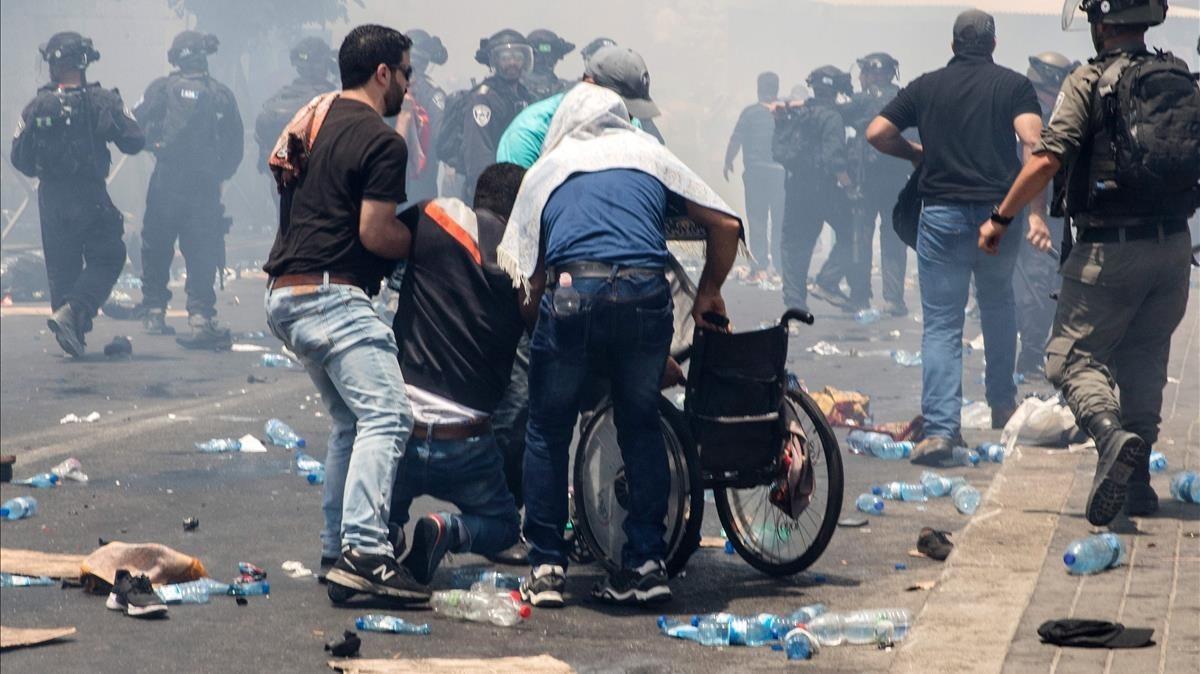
[953,9,996,49]
[584,45,661,119]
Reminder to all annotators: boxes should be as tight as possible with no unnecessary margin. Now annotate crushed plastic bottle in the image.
[975,443,1005,464]
[952,446,981,467]
[429,589,530,627]
[920,471,966,498]
[856,493,885,515]
[156,578,232,604]
[259,353,299,369]
[729,614,777,646]
[0,496,38,520]
[0,573,55,587]
[807,608,912,646]
[449,567,522,591]
[195,438,242,453]
[228,580,270,596]
[1148,451,1167,474]
[50,457,88,483]
[1063,533,1126,575]
[553,273,580,316]
[786,603,827,625]
[1169,471,1199,504]
[13,472,59,488]
[960,401,992,429]
[873,482,927,502]
[845,430,912,460]
[891,350,922,367]
[854,308,881,325]
[695,615,732,646]
[264,418,306,449]
[355,614,431,635]
[952,483,981,515]
[295,452,325,484]
[784,628,819,660]
[658,616,701,642]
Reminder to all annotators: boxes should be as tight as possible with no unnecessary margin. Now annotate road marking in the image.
[0,305,188,318]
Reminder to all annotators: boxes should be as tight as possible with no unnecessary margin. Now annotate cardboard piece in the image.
[0,548,86,581]
[328,654,574,674]
[0,626,76,650]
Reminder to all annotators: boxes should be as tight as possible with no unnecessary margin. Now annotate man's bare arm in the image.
[866,116,923,167]
[686,200,741,330]
[359,199,411,260]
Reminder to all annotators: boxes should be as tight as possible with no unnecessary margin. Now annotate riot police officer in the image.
[523,29,575,101]
[980,0,1198,525]
[774,65,854,312]
[459,30,534,203]
[10,32,144,357]
[254,37,335,189]
[135,31,244,349]
[1013,51,1076,375]
[401,29,449,202]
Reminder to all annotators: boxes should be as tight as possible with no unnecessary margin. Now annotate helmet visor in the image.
[1062,0,1088,31]
[490,44,534,75]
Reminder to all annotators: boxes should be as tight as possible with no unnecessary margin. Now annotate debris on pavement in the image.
[325,630,361,658]
[837,516,868,528]
[916,528,954,561]
[429,588,530,626]
[282,561,313,579]
[0,548,86,580]
[354,615,431,635]
[784,627,820,660]
[807,341,845,356]
[182,517,200,532]
[1170,471,1199,503]
[231,343,270,353]
[808,386,871,428]
[699,536,726,548]
[905,580,937,592]
[1036,619,1154,649]
[0,454,12,483]
[237,561,267,582]
[1000,396,1081,450]
[50,458,88,483]
[891,350,922,367]
[260,353,300,369]
[1064,534,1126,575]
[960,401,992,430]
[0,626,76,651]
[59,411,101,425]
[103,336,134,358]
[80,542,207,588]
[0,572,56,587]
[328,654,573,673]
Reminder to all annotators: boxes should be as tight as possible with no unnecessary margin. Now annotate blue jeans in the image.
[390,432,520,556]
[917,204,1020,438]
[265,281,413,557]
[523,273,674,570]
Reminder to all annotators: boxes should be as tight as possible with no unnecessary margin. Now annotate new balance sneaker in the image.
[325,547,430,603]
[402,513,452,585]
[591,560,671,606]
[105,569,168,618]
[520,564,566,608]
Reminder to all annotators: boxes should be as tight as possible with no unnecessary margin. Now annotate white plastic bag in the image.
[960,401,991,430]
[1001,397,1079,451]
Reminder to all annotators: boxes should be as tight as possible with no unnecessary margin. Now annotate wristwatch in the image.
[989,206,1015,226]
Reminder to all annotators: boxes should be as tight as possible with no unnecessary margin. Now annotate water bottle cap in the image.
[519,604,532,619]
[871,486,883,496]
[296,438,306,448]
[558,272,572,287]
[0,508,9,518]
[874,500,884,512]
[1063,553,1076,566]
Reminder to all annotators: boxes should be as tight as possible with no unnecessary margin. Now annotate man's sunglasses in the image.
[390,63,413,80]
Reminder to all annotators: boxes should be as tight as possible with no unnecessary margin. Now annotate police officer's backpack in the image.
[20,87,97,179]
[154,75,223,165]
[434,88,473,172]
[1095,51,1200,196]
[771,105,821,171]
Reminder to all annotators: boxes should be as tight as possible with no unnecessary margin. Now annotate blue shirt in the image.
[542,169,678,269]
[496,89,645,169]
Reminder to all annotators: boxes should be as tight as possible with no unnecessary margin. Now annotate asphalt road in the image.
[1,242,1022,673]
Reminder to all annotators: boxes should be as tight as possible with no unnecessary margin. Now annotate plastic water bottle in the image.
[786,603,827,625]
[429,589,531,627]
[295,452,325,484]
[695,615,732,646]
[553,273,580,316]
[952,446,981,467]
[303,465,325,485]
[0,496,38,520]
[265,418,306,449]
[195,438,242,453]
[355,614,431,635]
[891,350,922,367]
[228,580,270,596]
[808,609,912,646]
[1169,471,1199,503]
[1063,533,1127,575]
[13,472,59,488]
[873,482,928,502]
[50,458,88,483]
[0,573,55,587]
[785,628,818,660]
[976,443,1005,464]
[1148,451,1167,474]
[920,471,966,498]
[156,578,231,604]
[658,616,701,642]
[854,308,881,325]
[952,483,981,515]
[449,567,522,591]
[856,493,885,515]
[845,430,912,460]
[259,353,299,369]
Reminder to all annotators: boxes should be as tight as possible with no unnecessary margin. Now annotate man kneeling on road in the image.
[499,83,743,608]
[388,164,528,584]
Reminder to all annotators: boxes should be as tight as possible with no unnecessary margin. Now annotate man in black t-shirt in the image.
[262,25,429,604]
[866,10,1049,461]
[387,163,527,585]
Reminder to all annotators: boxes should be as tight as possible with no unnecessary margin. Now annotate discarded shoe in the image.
[105,569,167,618]
[917,527,954,561]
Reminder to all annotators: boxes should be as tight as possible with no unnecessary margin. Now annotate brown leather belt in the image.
[411,418,492,441]
[269,272,364,291]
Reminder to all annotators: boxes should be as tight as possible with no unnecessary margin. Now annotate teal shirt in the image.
[496,90,642,168]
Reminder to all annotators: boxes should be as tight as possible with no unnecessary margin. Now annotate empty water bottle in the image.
[1148,451,1167,474]
[891,350,922,367]
[784,628,818,660]
[658,616,701,642]
[808,608,911,646]
[304,465,325,485]
[264,418,306,449]
[856,493,885,515]
[920,471,966,498]
[854,308,881,325]
[295,452,325,485]
[846,430,912,460]
[156,578,231,604]
[952,483,981,515]
[0,496,38,520]
[50,457,88,483]
[976,443,1005,464]
[786,603,827,625]
[429,589,530,627]
[259,353,299,369]
[0,573,55,587]
[1063,533,1126,575]
[228,580,269,596]
[195,438,242,453]
[1169,471,1199,504]
[951,446,981,467]
[695,614,732,646]
[449,567,521,591]
[355,614,431,635]
[553,273,580,316]
[14,472,59,488]
[873,482,928,502]
[729,614,776,646]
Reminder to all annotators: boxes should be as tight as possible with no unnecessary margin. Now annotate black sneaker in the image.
[486,539,530,566]
[325,547,430,603]
[105,569,168,618]
[1086,431,1149,527]
[47,304,85,357]
[808,283,851,309]
[142,308,175,335]
[591,560,671,606]
[402,513,452,585]
[316,555,338,584]
[520,564,566,608]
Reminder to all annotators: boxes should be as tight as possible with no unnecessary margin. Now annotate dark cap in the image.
[1037,620,1154,649]
[585,45,660,119]
[953,9,996,48]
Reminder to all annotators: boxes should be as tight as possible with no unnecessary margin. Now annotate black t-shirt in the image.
[393,200,525,413]
[263,98,408,293]
[880,54,1040,203]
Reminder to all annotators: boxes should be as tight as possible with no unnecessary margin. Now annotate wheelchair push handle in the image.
[781,308,815,327]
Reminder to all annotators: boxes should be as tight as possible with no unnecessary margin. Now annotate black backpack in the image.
[434,87,473,172]
[19,87,98,179]
[1096,51,1200,196]
[771,105,821,171]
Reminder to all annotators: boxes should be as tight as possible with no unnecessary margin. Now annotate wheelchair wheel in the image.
[572,395,703,577]
[714,387,844,577]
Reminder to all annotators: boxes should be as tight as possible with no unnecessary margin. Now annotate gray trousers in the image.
[1045,230,1192,448]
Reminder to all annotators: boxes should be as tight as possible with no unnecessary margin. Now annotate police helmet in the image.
[1027,52,1077,91]
[1075,0,1168,26]
[39,32,101,70]
[527,29,576,62]
[581,37,617,64]
[857,52,899,79]
[807,65,853,99]
[475,29,533,73]
[408,29,448,66]
[168,31,219,68]
[290,37,332,69]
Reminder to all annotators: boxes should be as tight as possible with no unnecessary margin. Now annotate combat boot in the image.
[1085,413,1149,527]
[47,303,86,357]
[175,314,232,351]
[142,308,175,335]
[1125,450,1159,517]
